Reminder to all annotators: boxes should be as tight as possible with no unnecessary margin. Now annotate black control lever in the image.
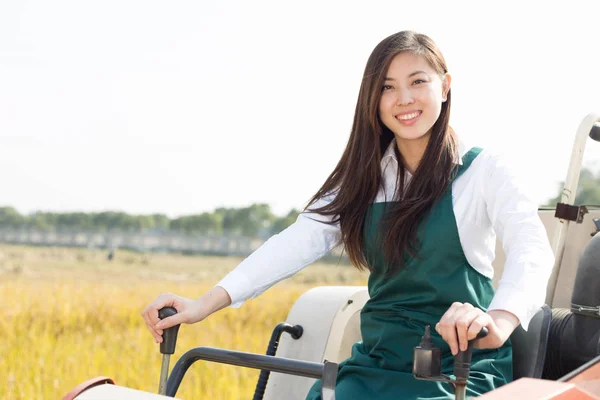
[158,307,181,395]
[454,327,488,383]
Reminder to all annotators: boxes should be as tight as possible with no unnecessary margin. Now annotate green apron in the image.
[306,148,512,400]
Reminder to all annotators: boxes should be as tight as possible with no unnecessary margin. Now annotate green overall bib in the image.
[306,148,512,400]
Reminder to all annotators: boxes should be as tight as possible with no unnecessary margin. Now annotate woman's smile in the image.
[395,110,422,125]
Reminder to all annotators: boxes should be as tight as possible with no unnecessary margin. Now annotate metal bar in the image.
[166,346,329,397]
[321,360,338,400]
[546,112,600,306]
[455,383,467,400]
[158,354,170,395]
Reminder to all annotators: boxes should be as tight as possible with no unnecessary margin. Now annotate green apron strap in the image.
[454,147,483,181]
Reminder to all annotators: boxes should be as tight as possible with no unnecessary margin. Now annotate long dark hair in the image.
[306,30,458,274]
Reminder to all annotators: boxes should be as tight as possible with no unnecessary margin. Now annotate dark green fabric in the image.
[306,148,512,399]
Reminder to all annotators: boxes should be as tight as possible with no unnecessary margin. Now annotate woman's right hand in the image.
[141,293,210,343]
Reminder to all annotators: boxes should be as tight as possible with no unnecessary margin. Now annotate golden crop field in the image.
[0,244,367,400]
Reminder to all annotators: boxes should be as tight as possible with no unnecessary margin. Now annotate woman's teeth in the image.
[397,111,420,120]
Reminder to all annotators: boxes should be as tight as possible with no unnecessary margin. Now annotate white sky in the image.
[1,1,600,217]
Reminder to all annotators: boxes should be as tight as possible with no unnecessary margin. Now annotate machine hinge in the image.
[555,203,588,223]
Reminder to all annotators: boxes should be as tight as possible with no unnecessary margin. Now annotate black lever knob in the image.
[158,307,180,355]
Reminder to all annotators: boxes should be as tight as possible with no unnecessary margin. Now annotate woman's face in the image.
[378,52,450,143]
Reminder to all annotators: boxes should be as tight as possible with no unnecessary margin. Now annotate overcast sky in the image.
[1,1,600,217]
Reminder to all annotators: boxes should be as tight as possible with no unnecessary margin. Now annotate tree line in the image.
[0,204,301,238]
[1,167,598,238]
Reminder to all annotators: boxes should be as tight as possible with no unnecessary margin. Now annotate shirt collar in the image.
[380,137,466,167]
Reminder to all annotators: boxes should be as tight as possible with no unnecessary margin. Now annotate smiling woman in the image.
[142,30,554,400]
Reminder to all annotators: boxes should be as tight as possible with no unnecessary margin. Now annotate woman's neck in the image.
[395,133,430,175]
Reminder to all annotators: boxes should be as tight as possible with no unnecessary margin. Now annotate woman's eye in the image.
[413,79,426,85]
[382,85,393,91]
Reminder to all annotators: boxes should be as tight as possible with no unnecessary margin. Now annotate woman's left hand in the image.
[435,302,519,355]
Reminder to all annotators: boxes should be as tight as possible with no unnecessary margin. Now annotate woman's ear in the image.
[442,73,452,102]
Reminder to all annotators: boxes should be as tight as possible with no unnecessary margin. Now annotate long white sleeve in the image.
[484,151,555,331]
[216,195,341,307]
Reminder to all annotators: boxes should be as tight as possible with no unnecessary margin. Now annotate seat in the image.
[509,304,552,379]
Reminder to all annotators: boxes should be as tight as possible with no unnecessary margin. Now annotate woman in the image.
[142,31,554,399]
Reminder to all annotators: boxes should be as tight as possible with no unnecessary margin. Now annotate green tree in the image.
[235,204,276,237]
[0,207,25,228]
[56,212,92,230]
[170,213,223,235]
[91,211,133,231]
[151,214,170,230]
[30,212,55,231]
[270,208,301,234]
[212,204,276,237]
[546,167,600,206]
[214,207,238,234]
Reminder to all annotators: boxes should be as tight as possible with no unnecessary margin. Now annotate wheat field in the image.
[0,244,367,400]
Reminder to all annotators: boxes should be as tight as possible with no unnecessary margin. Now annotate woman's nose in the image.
[396,88,414,106]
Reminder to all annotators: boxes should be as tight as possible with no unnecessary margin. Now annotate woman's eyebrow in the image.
[408,70,427,77]
[384,70,428,81]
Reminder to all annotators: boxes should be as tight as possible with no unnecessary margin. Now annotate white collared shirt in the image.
[217,139,555,331]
